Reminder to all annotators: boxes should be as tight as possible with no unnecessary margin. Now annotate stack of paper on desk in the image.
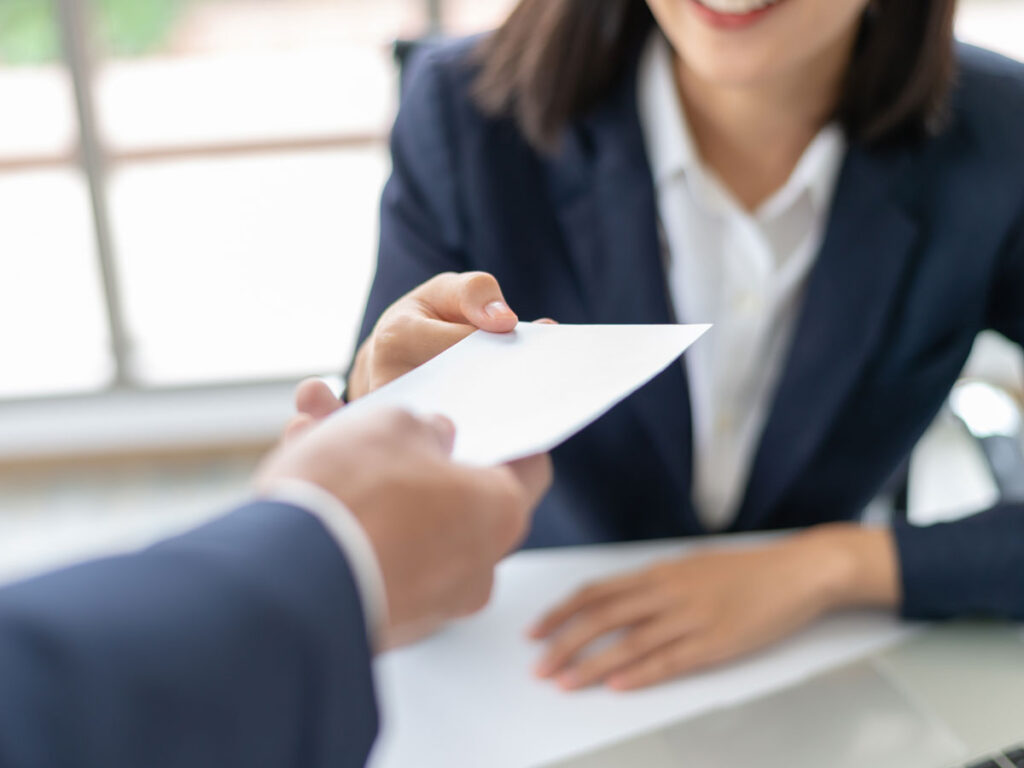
[336,323,710,466]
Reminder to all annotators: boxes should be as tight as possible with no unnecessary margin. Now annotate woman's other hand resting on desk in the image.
[531,525,901,691]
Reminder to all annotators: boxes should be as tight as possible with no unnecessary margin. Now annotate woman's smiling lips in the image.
[688,0,787,29]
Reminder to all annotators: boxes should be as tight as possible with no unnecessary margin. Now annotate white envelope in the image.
[336,323,710,466]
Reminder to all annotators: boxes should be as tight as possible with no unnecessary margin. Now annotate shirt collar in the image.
[779,122,847,218]
[637,31,847,219]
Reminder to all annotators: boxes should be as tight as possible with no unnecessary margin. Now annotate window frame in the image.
[0,0,442,405]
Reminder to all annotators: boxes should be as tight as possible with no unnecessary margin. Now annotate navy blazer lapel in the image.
[546,78,668,327]
[546,62,698,532]
[732,143,921,530]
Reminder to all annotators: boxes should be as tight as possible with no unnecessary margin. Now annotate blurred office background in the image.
[0,0,1023,580]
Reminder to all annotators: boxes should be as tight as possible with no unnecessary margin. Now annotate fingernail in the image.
[484,300,511,319]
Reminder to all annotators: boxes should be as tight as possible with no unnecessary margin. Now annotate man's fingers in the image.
[466,455,552,557]
[419,272,518,332]
[506,454,553,509]
[382,616,445,651]
[282,413,316,444]
[295,378,342,419]
[422,414,457,456]
[459,462,542,559]
[374,409,457,457]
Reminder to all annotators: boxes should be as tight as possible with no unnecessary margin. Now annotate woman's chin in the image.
[657,4,798,88]
[674,38,787,90]
[652,0,871,94]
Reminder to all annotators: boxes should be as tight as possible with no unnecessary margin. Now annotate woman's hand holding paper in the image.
[347,271,519,401]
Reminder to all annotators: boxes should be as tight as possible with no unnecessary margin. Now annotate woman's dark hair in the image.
[473,0,957,151]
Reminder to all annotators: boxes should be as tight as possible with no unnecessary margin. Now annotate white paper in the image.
[338,323,709,466]
[369,535,919,768]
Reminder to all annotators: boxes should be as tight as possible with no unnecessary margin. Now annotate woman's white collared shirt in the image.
[637,33,848,531]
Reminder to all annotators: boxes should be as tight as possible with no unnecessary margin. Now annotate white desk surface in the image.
[369,415,1016,768]
[369,534,919,768]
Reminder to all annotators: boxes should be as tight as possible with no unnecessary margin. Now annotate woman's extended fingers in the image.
[556,610,706,690]
[534,592,666,679]
[529,572,648,640]
[606,635,726,691]
[295,378,342,419]
[417,271,518,332]
[530,535,866,693]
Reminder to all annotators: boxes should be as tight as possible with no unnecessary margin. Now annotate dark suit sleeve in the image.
[0,501,378,768]
[894,207,1024,620]
[354,50,469,353]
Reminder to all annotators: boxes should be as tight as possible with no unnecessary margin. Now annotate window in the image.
[0,0,515,402]
[0,2,111,399]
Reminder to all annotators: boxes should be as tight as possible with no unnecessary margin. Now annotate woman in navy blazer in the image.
[349,0,1024,690]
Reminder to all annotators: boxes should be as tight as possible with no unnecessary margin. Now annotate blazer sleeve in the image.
[894,206,1024,620]
[354,50,469,353]
[0,501,378,768]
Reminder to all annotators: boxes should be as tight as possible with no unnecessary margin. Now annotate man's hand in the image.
[257,387,552,649]
[529,525,899,691]
[348,271,519,400]
[280,378,346,441]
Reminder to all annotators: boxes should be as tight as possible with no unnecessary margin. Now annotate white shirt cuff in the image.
[259,479,388,648]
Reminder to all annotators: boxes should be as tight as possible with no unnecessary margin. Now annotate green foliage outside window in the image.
[0,0,189,65]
